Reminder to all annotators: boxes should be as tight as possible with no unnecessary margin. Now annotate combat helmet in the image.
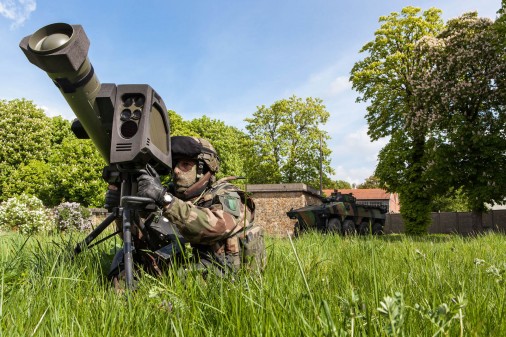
[171,136,220,176]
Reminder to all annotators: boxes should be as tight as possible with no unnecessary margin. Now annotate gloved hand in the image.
[104,184,121,211]
[137,165,169,206]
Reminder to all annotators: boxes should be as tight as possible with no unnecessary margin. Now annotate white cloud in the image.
[296,64,353,100]
[329,76,351,96]
[0,0,36,29]
[327,125,389,184]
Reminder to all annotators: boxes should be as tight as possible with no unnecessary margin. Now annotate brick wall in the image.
[246,183,322,236]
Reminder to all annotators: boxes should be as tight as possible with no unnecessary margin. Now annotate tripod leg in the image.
[74,211,118,255]
[122,207,135,289]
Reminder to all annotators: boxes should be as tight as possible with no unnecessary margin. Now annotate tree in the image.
[412,13,506,230]
[350,7,444,234]
[47,137,107,207]
[325,179,352,190]
[357,175,382,189]
[0,99,53,200]
[187,116,250,178]
[1,160,52,203]
[430,188,469,212]
[244,95,333,187]
[168,110,198,137]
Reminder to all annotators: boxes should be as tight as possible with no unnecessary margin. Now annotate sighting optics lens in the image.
[120,109,132,121]
[134,96,145,107]
[132,109,142,120]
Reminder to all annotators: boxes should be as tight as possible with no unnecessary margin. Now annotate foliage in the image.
[47,137,107,207]
[1,232,506,335]
[1,160,52,202]
[0,99,107,207]
[187,115,250,178]
[412,12,506,230]
[244,95,333,187]
[0,99,53,199]
[0,99,52,167]
[53,202,92,232]
[351,7,444,234]
[168,110,198,137]
[358,175,382,189]
[495,0,506,40]
[325,179,352,190]
[0,194,53,234]
[50,116,74,147]
[430,188,470,212]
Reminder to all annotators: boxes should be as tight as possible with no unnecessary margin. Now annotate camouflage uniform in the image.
[164,177,265,273]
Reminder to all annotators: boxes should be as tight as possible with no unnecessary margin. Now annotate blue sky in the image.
[0,0,501,185]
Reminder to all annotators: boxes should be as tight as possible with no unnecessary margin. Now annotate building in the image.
[322,188,400,213]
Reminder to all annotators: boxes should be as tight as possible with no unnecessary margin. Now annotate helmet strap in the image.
[196,160,205,179]
[180,171,213,200]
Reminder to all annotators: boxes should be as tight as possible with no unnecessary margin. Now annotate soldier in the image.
[108,136,265,282]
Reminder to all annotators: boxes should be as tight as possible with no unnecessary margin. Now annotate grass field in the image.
[0,231,505,336]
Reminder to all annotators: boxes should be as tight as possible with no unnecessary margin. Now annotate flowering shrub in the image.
[0,194,53,234]
[53,202,92,232]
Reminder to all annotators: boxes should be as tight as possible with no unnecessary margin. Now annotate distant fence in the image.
[385,210,506,234]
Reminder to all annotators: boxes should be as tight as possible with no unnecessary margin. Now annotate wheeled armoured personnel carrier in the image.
[287,190,387,235]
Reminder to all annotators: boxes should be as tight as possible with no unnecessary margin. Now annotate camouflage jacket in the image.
[163,177,265,271]
[163,177,255,245]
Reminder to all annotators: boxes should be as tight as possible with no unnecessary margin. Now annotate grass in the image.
[0,230,505,336]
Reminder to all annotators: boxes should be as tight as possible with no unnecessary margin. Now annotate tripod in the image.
[74,173,156,290]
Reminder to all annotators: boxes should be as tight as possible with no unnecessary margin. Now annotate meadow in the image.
[0,231,505,336]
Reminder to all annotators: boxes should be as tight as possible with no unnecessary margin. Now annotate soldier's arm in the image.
[161,197,243,244]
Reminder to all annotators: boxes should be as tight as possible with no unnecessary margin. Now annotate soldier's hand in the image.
[104,184,120,212]
[137,166,167,206]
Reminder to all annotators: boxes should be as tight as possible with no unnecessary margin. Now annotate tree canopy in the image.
[412,12,506,228]
[351,7,445,234]
[244,95,333,187]
[0,99,107,207]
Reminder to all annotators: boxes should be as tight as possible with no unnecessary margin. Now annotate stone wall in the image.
[246,183,322,236]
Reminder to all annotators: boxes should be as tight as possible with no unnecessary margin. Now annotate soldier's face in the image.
[173,159,198,192]
[175,159,196,173]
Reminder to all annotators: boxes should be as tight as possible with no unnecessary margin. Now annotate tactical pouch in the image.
[238,225,266,272]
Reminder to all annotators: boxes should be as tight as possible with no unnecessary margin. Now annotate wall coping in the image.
[245,183,321,196]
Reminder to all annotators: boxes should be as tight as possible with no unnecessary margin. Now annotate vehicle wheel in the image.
[293,221,301,237]
[342,219,356,235]
[372,222,384,235]
[326,218,342,234]
[358,221,371,235]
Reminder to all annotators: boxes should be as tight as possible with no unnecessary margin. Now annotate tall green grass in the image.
[0,231,505,336]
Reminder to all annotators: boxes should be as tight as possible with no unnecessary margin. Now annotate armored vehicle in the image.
[287,190,387,235]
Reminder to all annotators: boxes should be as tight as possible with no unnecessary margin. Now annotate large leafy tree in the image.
[0,99,53,200]
[350,7,444,234]
[187,115,250,178]
[168,110,198,137]
[47,137,107,207]
[357,175,382,189]
[168,110,251,179]
[327,179,352,190]
[244,95,332,187]
[0,99,106,206]
[413,13,506,230]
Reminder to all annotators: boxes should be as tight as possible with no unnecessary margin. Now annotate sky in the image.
[0,0,501,185]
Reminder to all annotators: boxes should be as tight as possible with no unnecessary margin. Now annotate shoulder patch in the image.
[219,191,241,217]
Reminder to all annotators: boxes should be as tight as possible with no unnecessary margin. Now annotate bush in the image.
[53,202,92,232]
[0,194,54,234]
